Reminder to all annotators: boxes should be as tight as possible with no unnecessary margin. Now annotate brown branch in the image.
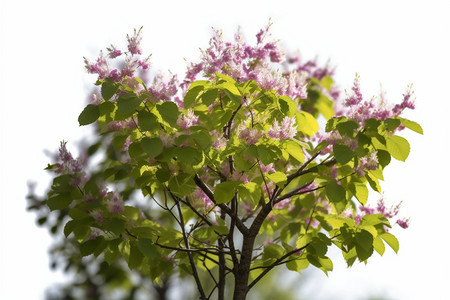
[171,191,207,300]
[193,174,249,235]
[247,243,310,291]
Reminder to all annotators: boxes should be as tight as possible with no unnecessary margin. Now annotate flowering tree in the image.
[41,24,421,300]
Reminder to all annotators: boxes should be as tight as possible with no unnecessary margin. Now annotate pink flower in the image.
[344,74,363,107]
[177,109,199,130]
[268,116,297,140]
[107,191,124,214]
[127,28,143,55]
[91,210,104,223]
[106,45,122,58]
[396,218,410,229]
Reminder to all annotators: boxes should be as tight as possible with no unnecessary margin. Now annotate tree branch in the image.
[170,191,207,300]
[247,243,310,291]
[193,174,249,235]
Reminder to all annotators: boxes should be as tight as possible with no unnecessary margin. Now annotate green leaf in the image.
[296,234,312,249]
[237,182,261,208]
[141,138,163,158]
[176,147,203,165]
[116,93,141,119]
[101,78,118,100]
[373,236,385,256]
[184,86,203,108]
[356,229,374,251]
[380,233,399,253]
[263,244,284,260]
[128,242,144,269]
[256,144,281,165]
[267,172,288,188]
[316,94,335,120]
[215,72,236,83]
[325,180,346,203]
[157,101,179,126]
[286,259,309,273]
[296,111,319,136]
[398,117,423,134]
[336,120,359,137]
[384,118,401,131]
[138,110,159,132]
[80,237,106,257]
[377,150,391,169]
[201,89,219,106]
[284,140,305,163]
[103,218,125,235]
[78,104,100,126]
[333,144,354,165]
[348,182,368,205]
[278,96,298,117]
[113,134,129,152]
[214,181,240,204]
[47,192,72,210]
[386,135,410,161]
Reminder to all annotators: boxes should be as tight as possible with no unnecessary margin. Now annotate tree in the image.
[35,23,421,300]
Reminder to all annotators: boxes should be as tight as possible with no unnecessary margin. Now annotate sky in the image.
[1,0,449,299]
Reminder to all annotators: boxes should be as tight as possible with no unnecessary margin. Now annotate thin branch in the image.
[193,174,249,235]
[171,191,207,300]
[178,197,213,226]
[247,243,310,291]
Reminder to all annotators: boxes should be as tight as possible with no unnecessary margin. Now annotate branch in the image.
[247,243,310,291]
[193,174,249,235]
[275,184,324,203]
[170,191,207,300]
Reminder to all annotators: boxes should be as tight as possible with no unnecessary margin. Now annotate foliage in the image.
[34,23,421,300]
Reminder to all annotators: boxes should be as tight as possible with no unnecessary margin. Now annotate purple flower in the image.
[91,210,104,223]
[344,75,363,107]
[396,218,410,229]
[107,191,124,214]
[177,109,199,130]
[127,28,143,55]
[106,45,122,58]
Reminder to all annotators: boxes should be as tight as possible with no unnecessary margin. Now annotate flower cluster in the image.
[354,151,379,176]
[345,198,409,229]
[181,22,310,101]
[268,116,297,140]
[84,27,151,83]
[340,75,415,125]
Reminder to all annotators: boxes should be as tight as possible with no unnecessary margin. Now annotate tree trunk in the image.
[232,235,256,300]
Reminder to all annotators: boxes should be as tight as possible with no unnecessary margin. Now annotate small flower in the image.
[344,74,363,107]
[107,191,124,214]
[106,44,122,58]
[91,210,104,223]
[268,116,297,140]
[396,218,410,229]
[127,28,143,55]
[177,109,199,130]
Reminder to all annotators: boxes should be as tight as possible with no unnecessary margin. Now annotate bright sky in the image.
[1,1,449,299]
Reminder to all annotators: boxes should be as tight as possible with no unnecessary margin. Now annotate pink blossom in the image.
[91,210,104,223]
[177,109,199,130]
[268,116,297,140]
[106,45,122,58]
[193,186,214,209]
[274,198,291,209]
[127,27,143,55]
[344,75,363,107]
[107,191,124,214]
[396,218,410,229]
[260,163,275,173]
[231,172,249,184]
[238,126,263,145]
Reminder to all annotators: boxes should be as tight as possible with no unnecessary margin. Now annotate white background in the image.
[1,0,449,299]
